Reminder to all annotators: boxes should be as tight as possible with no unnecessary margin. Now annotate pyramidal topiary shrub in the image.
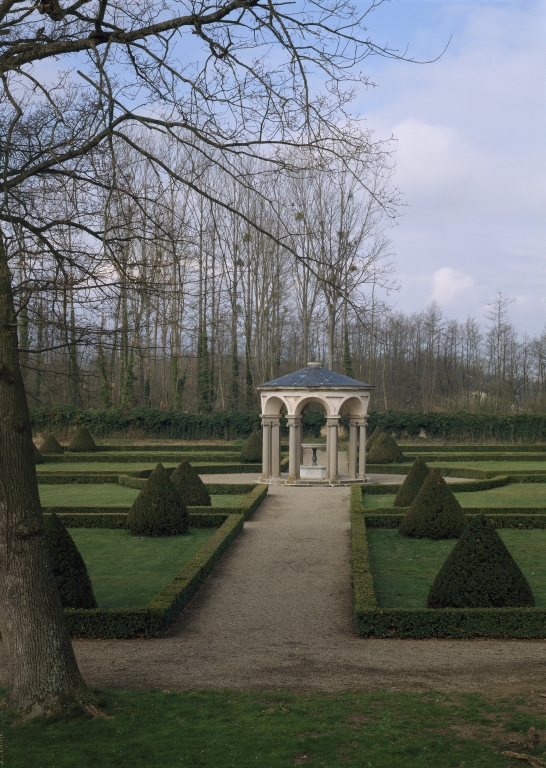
[34,443,44,464]
[365,426,383,453]
[399,468,466,540]
[39,433,64,454]
[170,460,211,507]
[366,431,404,464]
[127,463,189,537]
[44,513,97,609]
[428,514,535,608]
[394,456,431,507]
[240,430,262,463]
[68,426,96,452]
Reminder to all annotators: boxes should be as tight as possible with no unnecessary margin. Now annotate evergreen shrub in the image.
[394,456,431,507]
[170,460,212,506]
[34,444,44,464]
[427,514,535,608]
[68,426,96,452]
[399,468,466,539]
[367,432,404,463]
[39,433,64,454]
[366,426,382,453]
[44,512,97,609]
[127,463,189,536]
[239,430,262,463]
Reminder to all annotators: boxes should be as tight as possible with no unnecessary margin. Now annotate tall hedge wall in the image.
[30,405,546,442]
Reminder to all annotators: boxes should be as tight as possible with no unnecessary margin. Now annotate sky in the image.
[350,0,545,335]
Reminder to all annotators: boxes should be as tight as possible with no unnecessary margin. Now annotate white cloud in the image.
[430,267,475,305]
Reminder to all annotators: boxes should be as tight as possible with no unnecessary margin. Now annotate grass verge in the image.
[2,688,546,768]
[69,528,215,608]
[367,528,546,609]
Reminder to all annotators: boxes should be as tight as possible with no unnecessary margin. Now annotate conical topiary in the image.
[170,460,211,507]
[239,430,262,463]
[44,513,97,609]
[39,433,64,454]
[367,431,404,464]
[428,514,535,608]
[34,443,44,464]
[399,468,466,540]
[127,463,189,537]
[68,426,96,452]
[394,456,431,507]
[366,426,382,453]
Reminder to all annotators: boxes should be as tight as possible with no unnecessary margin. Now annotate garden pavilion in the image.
[256,362,374,484]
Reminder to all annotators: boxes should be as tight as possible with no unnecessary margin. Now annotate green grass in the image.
[4,688,546,768]
[367,529,546,608]
[363,483,546,509]
[39,484,247,507]
[429,460,546,472]
[37,461,182,473]
[69,529,215,608]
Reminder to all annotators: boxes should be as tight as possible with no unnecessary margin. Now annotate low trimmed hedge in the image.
[401,444,546,453]
[37,474,120,484]
[42,484,268,525]
[362,513,546,530]
[40,452,242,464]
[402,452,546,463]
[350,486,546,637]
[361,476,512,497]
[64,514,245,638]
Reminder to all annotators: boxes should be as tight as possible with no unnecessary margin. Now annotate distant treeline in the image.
[30,406,546,443]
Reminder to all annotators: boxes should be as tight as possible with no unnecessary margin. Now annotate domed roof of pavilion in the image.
[258,362,373,389]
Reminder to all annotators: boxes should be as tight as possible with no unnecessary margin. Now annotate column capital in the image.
[260,416,277,427]
[325,415,340,426]
[286,415,302,427]
[349,417,367,427]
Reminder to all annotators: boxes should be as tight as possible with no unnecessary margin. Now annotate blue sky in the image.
[351,0,545,334]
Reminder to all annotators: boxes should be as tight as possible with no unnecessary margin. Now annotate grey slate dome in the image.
[260,362,372,389]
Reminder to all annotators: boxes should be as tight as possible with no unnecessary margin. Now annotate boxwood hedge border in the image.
[47,484,268,638]
[350,485,546,638]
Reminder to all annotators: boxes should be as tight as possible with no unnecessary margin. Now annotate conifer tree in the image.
[399,468,466,539]
[67,426,96,452]
[367,431,404,463]
[240,430,263,463]
[43,514,97,609]
[39,433,64,454]
[428,514,535,608]
[394,456,431,507]
[127,463,189,536]
[170,460,212,506]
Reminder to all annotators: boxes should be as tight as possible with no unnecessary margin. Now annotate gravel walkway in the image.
[1,473,544,695]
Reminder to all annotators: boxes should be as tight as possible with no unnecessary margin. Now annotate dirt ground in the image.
[1,473,544,696]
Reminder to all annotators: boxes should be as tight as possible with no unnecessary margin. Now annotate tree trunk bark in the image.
[0,234,87,718]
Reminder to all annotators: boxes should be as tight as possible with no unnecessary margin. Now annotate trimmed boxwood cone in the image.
[428,514,535,608]
[34,443,44,464]
[399,468,466,539]
[394,456,431,507]
[127,463,189,536]
[44,513,97,609]
[366,426,382,453]
[39,433,64,454]
[239,430,262,463]
[68,426,96,452]
[367,431,404,464]
[170,460,211,506]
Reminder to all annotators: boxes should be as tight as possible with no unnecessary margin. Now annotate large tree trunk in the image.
[0,235,87,718]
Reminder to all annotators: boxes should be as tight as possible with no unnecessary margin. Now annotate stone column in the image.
[270,416,281,478]
[359,418,367,480]
[287,416,302,481]
[261,417,271,479]
[349,419,358,479]
[326,416,339,482]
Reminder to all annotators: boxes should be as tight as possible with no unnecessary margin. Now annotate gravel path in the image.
[1,473,544,695]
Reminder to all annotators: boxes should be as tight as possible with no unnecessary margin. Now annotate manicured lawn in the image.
[69,529,215,608]
[367,529,546,608]
[39,484,247,507]
[429,460,546,472]
[363,484,546,508]
[4,688,546,768]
